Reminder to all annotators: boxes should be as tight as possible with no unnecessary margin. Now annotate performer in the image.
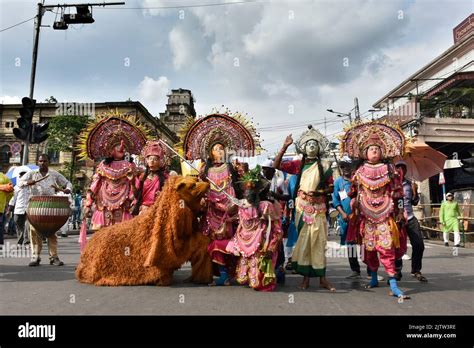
[179,111,261,286]
[78,113,148,229]
[21,154,72,266]
[132,140,169,215]
[274,125,335,291]
[226,166,283,291]
[342,121,409,299]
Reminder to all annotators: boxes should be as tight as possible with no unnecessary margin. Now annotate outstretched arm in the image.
[273,134,293,170]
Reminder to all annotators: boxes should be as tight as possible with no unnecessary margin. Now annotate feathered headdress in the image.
[177,110,262,161]
[340,120,406,160]
[77,111,150,161]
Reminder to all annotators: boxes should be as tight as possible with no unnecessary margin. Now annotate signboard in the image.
[439,172,446,185]
[11,142,22,155]
[9,155,21,164]
[453,14,474,44]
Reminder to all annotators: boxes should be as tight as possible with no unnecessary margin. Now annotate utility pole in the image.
[22,2,44,165]
[21,1,125,164]
[354,97,360,122]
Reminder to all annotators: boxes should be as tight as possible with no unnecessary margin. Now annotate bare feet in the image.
[298,277,310,289]
[320,278,336,292]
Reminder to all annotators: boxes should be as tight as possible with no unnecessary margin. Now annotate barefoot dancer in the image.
[274,126,335,291]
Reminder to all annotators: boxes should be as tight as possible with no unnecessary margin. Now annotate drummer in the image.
[20,154,72,267]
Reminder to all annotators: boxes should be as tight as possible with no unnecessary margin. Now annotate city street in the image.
[1,234,472,316]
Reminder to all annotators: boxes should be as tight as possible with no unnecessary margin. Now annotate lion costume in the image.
[75,176,213,286]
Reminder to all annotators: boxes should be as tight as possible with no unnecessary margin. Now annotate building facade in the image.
[0,100,180,186]
[159,88,196,133]
[372,13,474,222]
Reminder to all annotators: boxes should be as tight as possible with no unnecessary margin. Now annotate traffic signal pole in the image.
[21,2,124,165]
[22,3,43,165]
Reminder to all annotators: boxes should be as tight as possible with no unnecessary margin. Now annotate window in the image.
[48,149,60,164]
[0,144,11,165]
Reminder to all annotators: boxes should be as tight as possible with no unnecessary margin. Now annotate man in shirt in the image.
[9,171,30,246]
[332,158,362,278]
[395,161,427,282]
[20,154,72,266]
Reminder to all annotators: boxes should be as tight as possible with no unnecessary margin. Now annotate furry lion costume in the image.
[76,176,213,286]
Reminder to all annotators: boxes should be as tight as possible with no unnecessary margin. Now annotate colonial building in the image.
[373,14,474,214]
[159,88,196,133]
[0,100,180,185]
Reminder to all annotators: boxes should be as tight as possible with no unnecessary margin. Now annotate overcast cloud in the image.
[0,0,471,154]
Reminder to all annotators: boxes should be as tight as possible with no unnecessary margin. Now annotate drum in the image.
[26,195,71,237]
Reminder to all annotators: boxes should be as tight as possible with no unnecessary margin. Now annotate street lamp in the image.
[326,109,352,123]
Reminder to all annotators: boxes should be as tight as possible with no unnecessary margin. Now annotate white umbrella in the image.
[12,165,36,178]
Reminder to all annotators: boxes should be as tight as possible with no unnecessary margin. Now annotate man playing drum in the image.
[20,154,72,266]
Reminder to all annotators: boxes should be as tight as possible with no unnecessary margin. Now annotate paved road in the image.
[1,235,473,315]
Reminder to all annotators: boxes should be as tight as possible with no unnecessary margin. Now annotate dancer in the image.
[226,166,283,291]
[132,140,169,215]
[179,111,261,286]
[274,125,335,291]
[78,113,148,229]
[342,121,409,299]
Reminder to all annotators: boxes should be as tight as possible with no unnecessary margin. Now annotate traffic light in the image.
[13,97,35,141]
[461,157,474,175]
[64,6,94,24]
[30,122,49,144]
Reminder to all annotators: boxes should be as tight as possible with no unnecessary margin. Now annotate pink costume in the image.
[348,162,405,276]
[87,160,136,228]
[226,200,282,291]
[79,113,149,229]
[135,175,162,208]
[343,122,407,278]
[200,163,237,266]
[133,140,169,213]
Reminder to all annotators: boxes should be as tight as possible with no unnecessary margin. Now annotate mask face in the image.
[305,140,319,158]
[366,145,381,163]
[146,155,162,171]
[211,143,225,162]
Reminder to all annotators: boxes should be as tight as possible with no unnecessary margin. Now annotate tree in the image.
[48,114,90,185]
[44,96,58,103]
[47,115,89,153]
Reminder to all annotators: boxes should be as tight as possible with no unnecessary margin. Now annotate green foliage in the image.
[169,156,181,174]
[47,115,89,153]
[58,161,81,191]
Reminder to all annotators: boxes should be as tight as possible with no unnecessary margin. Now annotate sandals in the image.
[412,272,428,282]
[208,278,230,286]
[364,283,378,289]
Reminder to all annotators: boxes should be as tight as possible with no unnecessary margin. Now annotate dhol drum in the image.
[26,195,71,237]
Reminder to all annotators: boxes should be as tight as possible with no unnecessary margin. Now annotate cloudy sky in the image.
[0,0,471,155]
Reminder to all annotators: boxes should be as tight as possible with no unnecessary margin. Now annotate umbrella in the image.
[6,164,39,186]
[396,142,447,181]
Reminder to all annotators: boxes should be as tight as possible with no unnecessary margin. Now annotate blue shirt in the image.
[332,176,352,215]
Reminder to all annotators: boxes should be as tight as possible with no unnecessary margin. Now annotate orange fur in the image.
[75,176,213,286]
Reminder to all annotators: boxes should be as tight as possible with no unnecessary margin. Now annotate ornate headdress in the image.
[78,111,149,161]
[141,140,165,159]
[295,125,329,156]
[340,120,405,160]
[178,110,262,161]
